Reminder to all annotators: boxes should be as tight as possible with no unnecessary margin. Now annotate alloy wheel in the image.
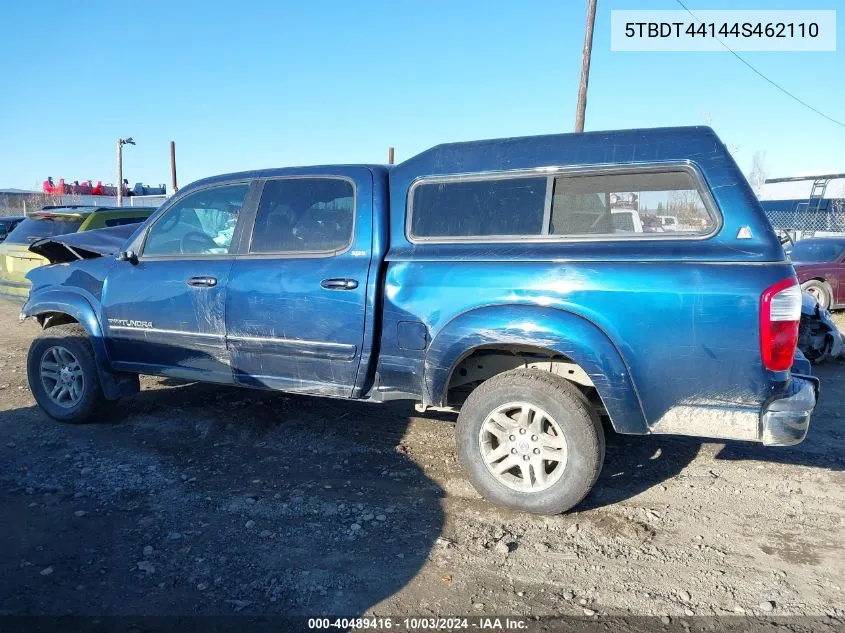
[478,401,568,492]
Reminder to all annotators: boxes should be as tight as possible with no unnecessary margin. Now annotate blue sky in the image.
[1,0,842,196]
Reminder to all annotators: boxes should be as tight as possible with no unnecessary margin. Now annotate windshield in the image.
[790,240,844,263]
[5,217,84,245]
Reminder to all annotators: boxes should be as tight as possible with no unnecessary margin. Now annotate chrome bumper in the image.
[760,375,818,446]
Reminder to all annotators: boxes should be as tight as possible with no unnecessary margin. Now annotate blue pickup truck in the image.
[20,127,817,514]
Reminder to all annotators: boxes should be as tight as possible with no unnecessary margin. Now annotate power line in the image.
[674,0,845,130]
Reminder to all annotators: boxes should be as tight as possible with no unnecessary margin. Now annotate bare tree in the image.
[748,151,768,198]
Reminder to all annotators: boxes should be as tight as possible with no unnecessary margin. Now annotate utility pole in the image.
[170,141,178,193]
[116,137,135,207]
[574,0,598,133]
[388,147,395,165]
[116,141,122,207]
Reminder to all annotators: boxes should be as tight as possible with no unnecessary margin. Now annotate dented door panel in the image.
[225,167,379,397]
[101,258,236,383]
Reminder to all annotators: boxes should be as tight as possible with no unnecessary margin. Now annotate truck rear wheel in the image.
[456,368,604,515]
[27,324,107,424]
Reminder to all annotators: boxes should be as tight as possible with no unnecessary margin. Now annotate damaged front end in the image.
[28,223,141,264]
[797,290,843,364]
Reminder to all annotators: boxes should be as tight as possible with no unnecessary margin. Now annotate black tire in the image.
[801,279,833,311]
[456,368,605,515]
[27,323,107,423]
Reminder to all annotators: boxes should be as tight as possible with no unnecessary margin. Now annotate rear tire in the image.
[27,324,107,424]
[802,279,833,311]
[456,368,605,515]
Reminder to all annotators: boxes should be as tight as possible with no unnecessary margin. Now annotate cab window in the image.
[249,178,354,254]
[143,184,248,256]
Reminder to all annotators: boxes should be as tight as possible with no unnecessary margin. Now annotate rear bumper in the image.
[649,374,817,446]
[760,374,818,446]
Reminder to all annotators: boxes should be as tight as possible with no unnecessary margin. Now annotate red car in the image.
[789,237,845,310]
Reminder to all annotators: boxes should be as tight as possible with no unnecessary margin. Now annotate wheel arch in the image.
[423,304,649,434]
[23,290,138,400]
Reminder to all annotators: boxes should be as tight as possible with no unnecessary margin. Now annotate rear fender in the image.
[22,289,138,400]
[423,305,648,434]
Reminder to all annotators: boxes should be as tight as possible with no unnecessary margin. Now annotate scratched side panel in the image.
[225,167,376,397]
[378,260,796,432]
[101,258,235,382]
[225,257,369,396]
[374,125,791,435]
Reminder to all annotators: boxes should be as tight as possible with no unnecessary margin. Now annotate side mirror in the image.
[116,250,138,264]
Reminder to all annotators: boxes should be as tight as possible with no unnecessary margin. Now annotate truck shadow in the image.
[1,366,840,617]
[580,363,844,510]
[0,382,444,617]
[577,431,701,511]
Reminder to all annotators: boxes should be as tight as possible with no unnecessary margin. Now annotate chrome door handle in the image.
[186,276,218,288]
[320,278,358,290]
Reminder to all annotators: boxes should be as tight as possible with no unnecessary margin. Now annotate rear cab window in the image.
[104,217,148,228]
[249,177,355,254]
[409,167,717,241]
[4,216,84,245]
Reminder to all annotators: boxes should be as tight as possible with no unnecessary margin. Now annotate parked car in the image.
[21,127,816,515]
[658,215,679,230]
[0,206,155,299]
[610,208,644,233]
[0,216,25,243]
[788,236,845,310]
[641,214,665,233]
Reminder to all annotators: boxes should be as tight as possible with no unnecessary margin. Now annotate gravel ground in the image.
[0,297,842,620]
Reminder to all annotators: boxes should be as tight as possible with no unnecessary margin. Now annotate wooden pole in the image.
[574,0,598,133]
[388,147,395,165]
[170,141,178,193]
[116,139,123,207]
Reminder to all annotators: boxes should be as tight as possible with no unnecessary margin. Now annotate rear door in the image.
[101,181,256,382]
[225,171,373,396]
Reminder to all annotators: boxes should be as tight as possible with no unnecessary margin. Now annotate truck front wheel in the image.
[456,368,604,515]
[27,324,107,424]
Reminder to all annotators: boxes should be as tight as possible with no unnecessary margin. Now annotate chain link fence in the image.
[763,200,845,235]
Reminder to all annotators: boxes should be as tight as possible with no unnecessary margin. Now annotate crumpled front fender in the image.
[23,289,138,400]
[23,290,106,353]
[423,304,648,434]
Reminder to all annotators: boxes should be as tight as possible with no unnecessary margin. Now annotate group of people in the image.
[42,177,167,197]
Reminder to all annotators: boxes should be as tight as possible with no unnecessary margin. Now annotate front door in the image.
[225,173,372,396]
[101,182,252,382]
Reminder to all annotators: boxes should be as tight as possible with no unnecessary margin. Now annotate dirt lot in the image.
[0,297,842,620]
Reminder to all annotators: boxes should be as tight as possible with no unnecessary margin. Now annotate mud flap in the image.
[98,368,140,401]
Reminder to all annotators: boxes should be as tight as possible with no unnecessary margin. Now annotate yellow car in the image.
[0,205,155,300]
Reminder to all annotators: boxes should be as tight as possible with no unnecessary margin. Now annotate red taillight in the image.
[760,277,801,371]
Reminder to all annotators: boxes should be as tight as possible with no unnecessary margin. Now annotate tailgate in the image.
[0,247,47,285]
